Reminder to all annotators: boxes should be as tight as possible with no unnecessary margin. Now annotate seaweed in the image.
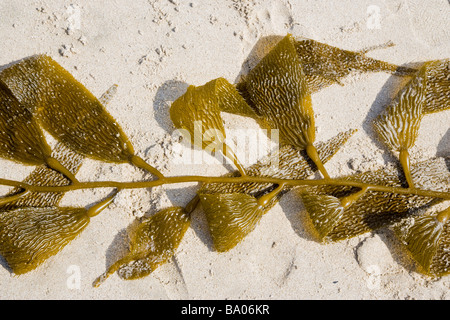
[0,34,448,285]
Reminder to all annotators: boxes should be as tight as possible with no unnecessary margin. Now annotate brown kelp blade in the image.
[293,38,418,93]
[0,85,118,210]
[94,206,190,286]
[170,79,227,151]
[0,207,90,274]
[373,63,427,153]
[373,62,428,187]
[0,190,117,275]
[300,192,344,242]
[0,80,52,166]
[392,210,449,276]
[170,77,253,174]
[423,59,450,114]
[0,55,134,163]
[299,157,450,243]
[242,34,315,150]
[199,193,265,252]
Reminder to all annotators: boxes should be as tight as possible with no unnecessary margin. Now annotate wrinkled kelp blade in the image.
[242,34,315,149]
[170,77,252,174]
[170,77,256,148]
[300,157,450,242]
[373,62,428,187]
[300,193,344,242]
[373,64,427,153]
[199,193,265,252]
[0,207,90,274]
[0,80,52,165]
[94,207,190,286]
[170,80,227,150]
[430,222,450,276]
[0,55,134,163]
[423,59,450,114]
[393,215,444,274]
[293,38,418,93]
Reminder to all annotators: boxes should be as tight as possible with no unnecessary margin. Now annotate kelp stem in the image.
[222,143,246,176]
[87,189,120,218]
[0,176,448,200]
[306,144,330,179]
[399,149,415,189]
[46,157,79,184]
[0,188,29,206]
[340,186,370,209]
[129,155,164,179]
[257,183,285,207]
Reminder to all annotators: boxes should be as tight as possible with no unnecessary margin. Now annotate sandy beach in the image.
[0,0,449,299]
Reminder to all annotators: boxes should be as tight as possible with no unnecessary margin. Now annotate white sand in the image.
[0,0,449,299]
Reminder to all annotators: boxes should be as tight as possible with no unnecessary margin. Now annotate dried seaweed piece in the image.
[393,206,450,276]
[0,55,161,178]
[93,206,190,286]
[300,157,450,243]
[292,38,417,93]
[373,63,428,188]
[423,59,450,114]
[199,193,265,252]
[170,78,252,175]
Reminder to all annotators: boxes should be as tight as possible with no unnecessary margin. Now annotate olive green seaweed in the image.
[0,34,448,286]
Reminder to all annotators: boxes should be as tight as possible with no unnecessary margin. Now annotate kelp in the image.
[93,206,190,286]
[198,130,355,252]
[292,37,417,93]
[300,158,450,243]
[0,55,162,178]
[0,33,447,286]
[393,206,450,277]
